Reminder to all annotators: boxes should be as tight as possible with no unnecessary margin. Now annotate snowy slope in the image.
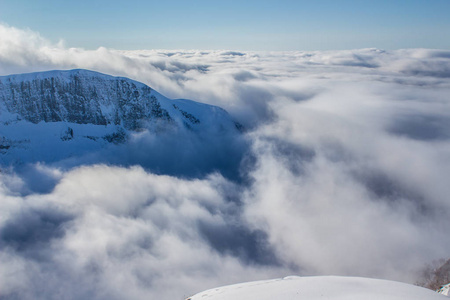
[0,69,240,165]
[188,276,447,300]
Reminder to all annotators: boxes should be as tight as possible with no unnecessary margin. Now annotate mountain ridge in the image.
[0,69,235,129]
[0,69,242,166]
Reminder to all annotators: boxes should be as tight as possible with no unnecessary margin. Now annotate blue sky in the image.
[1,0,449,50]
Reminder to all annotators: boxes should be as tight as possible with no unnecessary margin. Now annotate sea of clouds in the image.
[1,23,450,300]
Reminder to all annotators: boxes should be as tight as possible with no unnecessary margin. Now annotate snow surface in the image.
[188,276,447,300]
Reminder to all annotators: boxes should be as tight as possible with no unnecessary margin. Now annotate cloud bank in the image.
[1,24,450,300]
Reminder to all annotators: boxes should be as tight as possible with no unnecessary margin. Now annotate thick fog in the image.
[1,24,450,300]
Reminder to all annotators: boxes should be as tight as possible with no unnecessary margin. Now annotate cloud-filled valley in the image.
[1,24,450,300]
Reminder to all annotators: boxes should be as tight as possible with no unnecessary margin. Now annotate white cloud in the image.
[1,24,450,299]
[0,166,285,300]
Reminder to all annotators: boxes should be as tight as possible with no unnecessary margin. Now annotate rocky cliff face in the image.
[0,69,172,130]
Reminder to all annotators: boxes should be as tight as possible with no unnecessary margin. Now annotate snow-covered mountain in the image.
[187,276,448,300]
[0,69,241,165]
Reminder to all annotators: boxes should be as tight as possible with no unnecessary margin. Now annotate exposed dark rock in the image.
[173,104,200,124]
[0,70,173,131]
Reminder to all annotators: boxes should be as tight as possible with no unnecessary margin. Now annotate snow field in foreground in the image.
[189,276,447,300]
